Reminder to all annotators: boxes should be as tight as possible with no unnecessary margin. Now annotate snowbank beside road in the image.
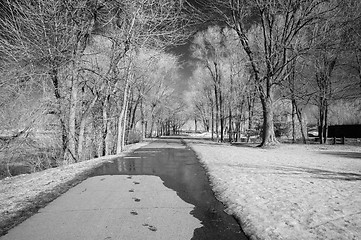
[0,141,149,236]
[187,140,361,240]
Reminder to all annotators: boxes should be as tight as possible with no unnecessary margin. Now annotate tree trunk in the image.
[168,121,171,135]
[144,121,148,138]
[296,109,307,144]
[116,77,130,154]
[235,114,240,142]
[219,89,224,142]
[291,100,296,143]
[89,113,98,159]
[229,68,234,143]
[211,104,214,141]
[149,116,155,138]
[247,90,256,143]
[228,106,232,143]
[101,95,109,156]
[77,115,87,160]
[65,64,79,164]
[104,100,113,156]
[292,99,307,144]
[127,103,133,131]
[78,94,98,161]
[121,91,130,150]
[130,96,140,130]
[140,99,146,139]
[194,117,198,133]
[259,94,278,147]
[289,58,297,144]
[156,121,160,137]
[323,101,329,143]
[319,97,326,144]
[214,85,219,142]
[50,69,67,161]
[202,116,209,132]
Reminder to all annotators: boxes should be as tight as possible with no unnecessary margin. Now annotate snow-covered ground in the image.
[186,138,361,240]
[0,142,149,236]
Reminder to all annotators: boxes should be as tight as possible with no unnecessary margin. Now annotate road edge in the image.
[182,138,250,240]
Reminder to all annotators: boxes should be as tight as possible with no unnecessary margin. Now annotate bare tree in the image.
[189,0,338,146]
[191,26,229,141]
[0,0,192,166]
[300,1,361,143]
[0,0,103,163]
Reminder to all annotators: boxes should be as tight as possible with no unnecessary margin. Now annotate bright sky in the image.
[168,41,197,94]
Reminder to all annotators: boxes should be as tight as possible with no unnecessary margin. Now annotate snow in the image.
[186,138,361,240]
[0,141,149,235]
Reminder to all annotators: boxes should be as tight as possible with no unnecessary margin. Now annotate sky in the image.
[168,41,198,94]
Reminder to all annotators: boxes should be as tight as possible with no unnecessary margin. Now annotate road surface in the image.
[1,138,247,240]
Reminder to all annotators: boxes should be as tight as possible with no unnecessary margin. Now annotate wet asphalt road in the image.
[1,138,248,240]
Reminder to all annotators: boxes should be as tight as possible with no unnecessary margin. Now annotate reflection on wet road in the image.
[92,138,248,240]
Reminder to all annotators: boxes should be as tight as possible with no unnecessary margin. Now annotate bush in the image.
[126,129,142,145]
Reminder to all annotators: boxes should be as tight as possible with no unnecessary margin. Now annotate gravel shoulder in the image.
[0,142,149,236]
[185,138,361,240]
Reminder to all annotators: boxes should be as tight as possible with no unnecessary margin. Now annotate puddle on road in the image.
[91,139,248,240]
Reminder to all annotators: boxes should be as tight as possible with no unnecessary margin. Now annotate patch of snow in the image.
[187,140,361,240]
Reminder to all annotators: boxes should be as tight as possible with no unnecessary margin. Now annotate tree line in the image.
[1,0,361,175]
[187,0,361,146]
[0,0,191,171]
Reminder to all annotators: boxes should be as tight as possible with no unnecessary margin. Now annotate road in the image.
[1,138,247,240]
